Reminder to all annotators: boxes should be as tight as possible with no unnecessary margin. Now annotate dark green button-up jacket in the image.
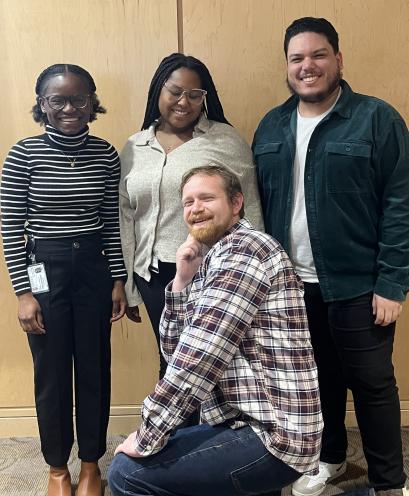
[253,80,409,302]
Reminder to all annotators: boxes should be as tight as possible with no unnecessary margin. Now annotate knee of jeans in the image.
[107,454,127,495]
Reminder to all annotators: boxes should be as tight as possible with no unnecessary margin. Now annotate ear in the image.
[336,51,344,70]
[232,192,244,216]
[39,97,46,113]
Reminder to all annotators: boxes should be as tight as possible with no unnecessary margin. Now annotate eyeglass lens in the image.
[164,83,206,104]
[45,95,89,110]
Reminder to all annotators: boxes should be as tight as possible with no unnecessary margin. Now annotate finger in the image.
[20,318,44,335]
[36,310,45,330]
[111,303,126,322]
[374,306,385,326]
[112,299,120,316]
[117,301,127,319]
[114,444,123,456]
[372,295,377,315]
[381,310,392,326]
[26,316,44,334]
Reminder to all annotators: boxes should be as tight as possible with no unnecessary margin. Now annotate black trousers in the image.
[134,262,200,427]
[134,262,177,379]
[303,283,406,490]
[27,234,113,467]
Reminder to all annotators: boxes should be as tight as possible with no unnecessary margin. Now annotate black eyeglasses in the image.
[163,82,207,105]
[41,94,90,110]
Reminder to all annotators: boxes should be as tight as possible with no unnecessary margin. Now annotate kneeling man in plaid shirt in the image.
[109,165,323,496]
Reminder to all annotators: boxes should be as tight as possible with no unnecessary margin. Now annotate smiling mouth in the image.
[190,216,212,226]
[301,74,319,83]
[172,109,189,116]
[59,117,81,122]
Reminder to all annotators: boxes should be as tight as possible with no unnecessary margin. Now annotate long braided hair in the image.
[32,64,106,125]
[141,53,230,130]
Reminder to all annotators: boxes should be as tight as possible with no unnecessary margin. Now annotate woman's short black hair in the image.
[32,63,106,126]
[141,53,230,130]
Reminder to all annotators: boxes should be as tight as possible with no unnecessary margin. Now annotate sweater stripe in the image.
[1,127,127,295]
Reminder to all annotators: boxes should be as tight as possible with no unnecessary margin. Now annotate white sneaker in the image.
[292,461,347,496]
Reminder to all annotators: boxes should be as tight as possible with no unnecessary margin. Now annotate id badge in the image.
[27,263,49,294]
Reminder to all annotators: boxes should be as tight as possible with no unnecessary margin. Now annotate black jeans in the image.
[303,283,406,490]
[27,234,113,466]
[134,262,177,379]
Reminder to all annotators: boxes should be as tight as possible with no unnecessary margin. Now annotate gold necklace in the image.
[60,149,81,167]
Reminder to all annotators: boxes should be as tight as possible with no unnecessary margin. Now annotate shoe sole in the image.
[292,462,347,496]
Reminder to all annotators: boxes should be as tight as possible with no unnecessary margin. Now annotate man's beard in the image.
[286,69,341,103]
[188,216,229,246]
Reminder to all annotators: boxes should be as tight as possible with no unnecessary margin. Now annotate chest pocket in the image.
[253,142,283,191]
[325,141,372,193]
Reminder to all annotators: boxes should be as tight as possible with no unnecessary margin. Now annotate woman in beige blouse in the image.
[120,53,263,378]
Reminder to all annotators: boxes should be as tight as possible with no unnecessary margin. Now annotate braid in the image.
[32,63,106,126]
[141,53,230,130]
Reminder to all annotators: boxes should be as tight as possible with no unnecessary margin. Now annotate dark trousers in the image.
[134,262,200,427]
[27,234,113,467]
[303,283,406,490]
[134,262,177,379]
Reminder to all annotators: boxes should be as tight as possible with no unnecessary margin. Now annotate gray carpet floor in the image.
[0,428,408,495]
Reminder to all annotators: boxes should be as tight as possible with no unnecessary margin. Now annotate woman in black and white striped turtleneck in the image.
[0,64,127,496]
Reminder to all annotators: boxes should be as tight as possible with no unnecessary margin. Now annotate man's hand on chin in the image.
[172,234,203,291]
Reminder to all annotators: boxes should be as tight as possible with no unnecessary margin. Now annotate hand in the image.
[114,431,143,457]
[172,235,203,292]
[111,280,127,322]
[372,293,403,326]
[126,305,142,323]
[17,293,45,334]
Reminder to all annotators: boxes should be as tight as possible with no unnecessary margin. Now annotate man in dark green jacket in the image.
[253,16,408,496]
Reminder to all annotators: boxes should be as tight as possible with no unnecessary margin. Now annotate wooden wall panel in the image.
[181,0,409,404]
[0,0,178,426]
[1,0,409,435]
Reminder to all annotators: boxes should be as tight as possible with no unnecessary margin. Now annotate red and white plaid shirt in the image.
[135,219,323,474]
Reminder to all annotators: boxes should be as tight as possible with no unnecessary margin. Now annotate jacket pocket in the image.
[254,142,284,191]
[325,141,372,193]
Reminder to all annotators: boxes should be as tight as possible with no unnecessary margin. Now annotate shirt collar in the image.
[225,218,253,235]
[280,79,353,120]
[44,125,89,151]
[134,113,210,147]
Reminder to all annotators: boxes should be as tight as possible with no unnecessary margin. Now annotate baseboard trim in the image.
[0,402,408,437]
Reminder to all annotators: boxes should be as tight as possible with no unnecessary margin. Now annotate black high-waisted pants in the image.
[27,234,113,467]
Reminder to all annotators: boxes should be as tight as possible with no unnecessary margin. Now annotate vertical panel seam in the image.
[177,0,184,53]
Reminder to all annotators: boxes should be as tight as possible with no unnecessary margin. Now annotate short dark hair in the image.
[284,17,339,57]
[141,53,230,130]
[32,63,106,126]
[180,165,245,218]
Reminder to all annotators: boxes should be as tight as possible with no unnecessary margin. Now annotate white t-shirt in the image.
[289,94,340,282]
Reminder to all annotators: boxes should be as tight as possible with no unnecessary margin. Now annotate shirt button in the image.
[73,241,80,249]
[345,146,351,152]
[146,444,152,450]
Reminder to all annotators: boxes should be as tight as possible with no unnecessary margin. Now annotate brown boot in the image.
[76,461,102,496]
[47,465,71,496]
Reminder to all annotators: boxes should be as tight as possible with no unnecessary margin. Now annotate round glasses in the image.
[41,94,90,110]
[163,82,207,106]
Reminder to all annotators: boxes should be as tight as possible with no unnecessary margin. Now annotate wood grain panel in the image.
[182,0,409,401]
[0,0,178,414]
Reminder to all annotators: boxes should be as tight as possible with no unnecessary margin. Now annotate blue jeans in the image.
[108,424,300,496]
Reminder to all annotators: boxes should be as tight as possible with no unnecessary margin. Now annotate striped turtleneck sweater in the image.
[1,125,127,295]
